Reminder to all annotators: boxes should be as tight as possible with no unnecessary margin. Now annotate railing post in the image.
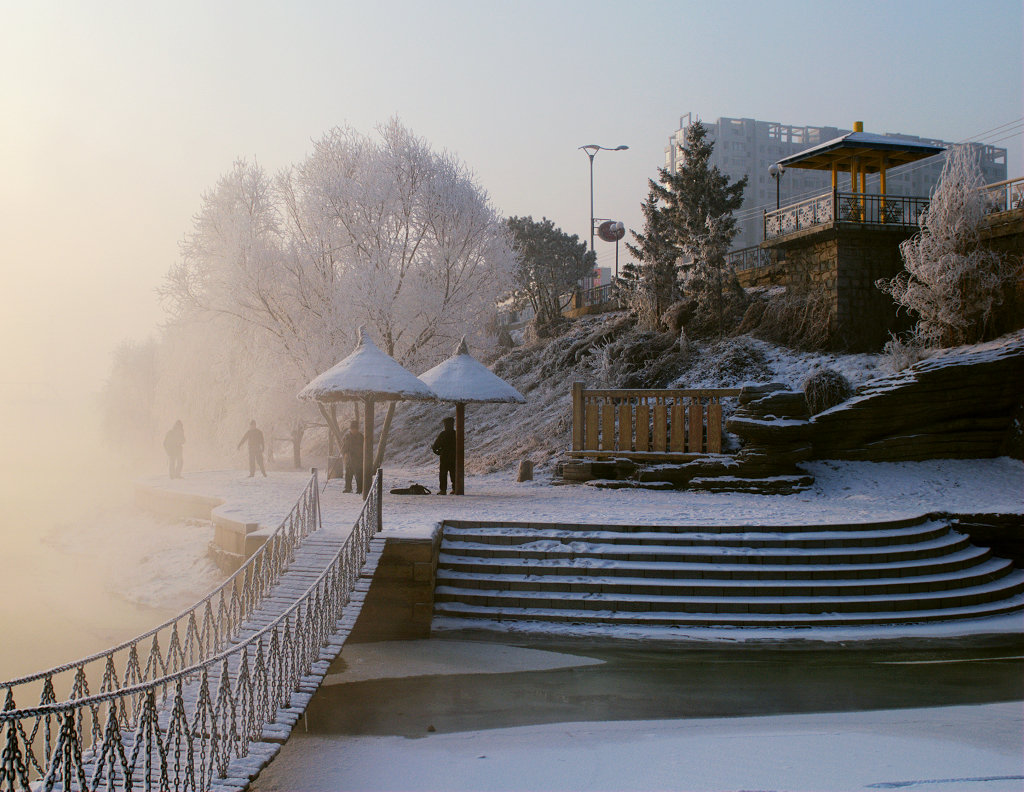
[311,467,322,530]
[572,382,584,451]
[375,469,383,533]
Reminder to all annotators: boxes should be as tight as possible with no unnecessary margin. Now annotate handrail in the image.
[764,190,930,239]
[1,470,321,701]
[763,176,1022,240]
[980,175,1024,213]
[0,469,384,790]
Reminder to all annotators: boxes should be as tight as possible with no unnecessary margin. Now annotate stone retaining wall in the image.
[348,528,443,642]
[134,482,266,573]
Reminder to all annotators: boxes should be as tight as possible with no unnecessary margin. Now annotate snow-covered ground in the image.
[255,704,1024,792]
[142,455,1024,545]
[138,459,1024,791]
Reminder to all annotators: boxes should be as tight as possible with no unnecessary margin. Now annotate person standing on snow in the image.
[164,419,185,479]
[341,419,364,493]
[431,416,457,495]
[237,419,267,477]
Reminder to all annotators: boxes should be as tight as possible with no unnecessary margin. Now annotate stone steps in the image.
[431,517,1024,630]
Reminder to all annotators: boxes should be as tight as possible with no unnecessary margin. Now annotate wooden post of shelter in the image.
[361,397,374,497]
[455,402,466,496]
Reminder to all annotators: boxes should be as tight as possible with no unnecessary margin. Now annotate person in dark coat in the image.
[341,419,364,493]
[431,416,457,495]
[237,419,267,477]
[163,419,185,479]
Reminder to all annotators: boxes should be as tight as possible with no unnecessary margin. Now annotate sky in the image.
[1,0,1021,392]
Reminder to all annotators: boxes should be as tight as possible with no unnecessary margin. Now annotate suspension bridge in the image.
[0,469,383,792]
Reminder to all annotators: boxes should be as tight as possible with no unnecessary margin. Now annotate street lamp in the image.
[768,162,785,210]
[579,144,629,255]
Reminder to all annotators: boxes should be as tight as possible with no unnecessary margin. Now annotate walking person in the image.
[431,416,457,495]
[237,419,267,477]
[163,419,185,479]
[341,419,364,493]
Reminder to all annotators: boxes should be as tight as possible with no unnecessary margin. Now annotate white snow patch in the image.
[251,702,1024,792]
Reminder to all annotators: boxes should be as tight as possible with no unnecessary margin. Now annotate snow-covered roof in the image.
[777,131,945,173]
[417,337,526,404]
[298,327,438,403]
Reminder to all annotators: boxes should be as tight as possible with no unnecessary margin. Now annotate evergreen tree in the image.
[506,216,595,333]
[626,120,747,332]
[622,193,679,328]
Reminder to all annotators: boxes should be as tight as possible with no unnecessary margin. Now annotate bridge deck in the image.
[80,530,385,792]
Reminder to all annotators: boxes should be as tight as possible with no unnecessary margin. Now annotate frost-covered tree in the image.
[877,144,1020,347]
[157,119,514,465]
[505,215,593,333]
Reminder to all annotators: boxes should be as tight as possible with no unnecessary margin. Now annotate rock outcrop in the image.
[810,333,1024,461]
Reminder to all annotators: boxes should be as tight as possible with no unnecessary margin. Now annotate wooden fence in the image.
[571,383,741,459]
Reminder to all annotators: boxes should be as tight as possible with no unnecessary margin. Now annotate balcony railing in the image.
[725,245,771,272]
[981,176,1024,214]
[572,283,617,309]
[764,190,930,240]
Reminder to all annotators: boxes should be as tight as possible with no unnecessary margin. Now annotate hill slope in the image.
[387,312,884,474]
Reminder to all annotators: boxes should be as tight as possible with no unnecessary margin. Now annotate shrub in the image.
[877,145,1021,348]
[802,368,854,415]
[740,284,834,350]
[881,332,931,373]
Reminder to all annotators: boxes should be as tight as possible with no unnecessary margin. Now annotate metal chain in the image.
[0,469,383,791]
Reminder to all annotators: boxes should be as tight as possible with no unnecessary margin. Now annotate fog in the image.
[0,384,219,682]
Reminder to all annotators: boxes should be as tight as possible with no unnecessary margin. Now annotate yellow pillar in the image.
[831,163,837,190]
[880,157,887,222]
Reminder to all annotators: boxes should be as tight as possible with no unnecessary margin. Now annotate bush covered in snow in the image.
[737,284,834,351]
[802,368,854,415]
[877,144,1022,349]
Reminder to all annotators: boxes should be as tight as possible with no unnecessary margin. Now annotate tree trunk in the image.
[318,403,346,452]
[291,426,304,468]
[372,400,397,472]
[362,398,374,497]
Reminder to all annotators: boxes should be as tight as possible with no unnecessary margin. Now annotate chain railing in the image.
[0,468,383,791]
[1,471,322,710]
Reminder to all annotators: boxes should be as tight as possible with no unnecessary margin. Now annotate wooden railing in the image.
[571,383,741,458]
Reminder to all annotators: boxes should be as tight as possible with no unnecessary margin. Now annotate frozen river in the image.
[0,389,219,682]
[252,638,1024,792]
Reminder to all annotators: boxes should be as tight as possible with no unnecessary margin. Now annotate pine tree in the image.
[622,193,679,328]
[626,120,747,332]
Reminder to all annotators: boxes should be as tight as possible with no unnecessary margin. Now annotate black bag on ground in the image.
[389,483,431,495]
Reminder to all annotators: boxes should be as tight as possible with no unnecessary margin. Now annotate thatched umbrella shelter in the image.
[418,337,526,495]
[299,327,437,495]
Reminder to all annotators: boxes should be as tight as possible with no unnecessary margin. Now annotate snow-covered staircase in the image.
[432,516,1024,629]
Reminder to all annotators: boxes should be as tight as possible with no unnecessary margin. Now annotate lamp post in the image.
[768,162,785,210]
[579,143,628,257]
